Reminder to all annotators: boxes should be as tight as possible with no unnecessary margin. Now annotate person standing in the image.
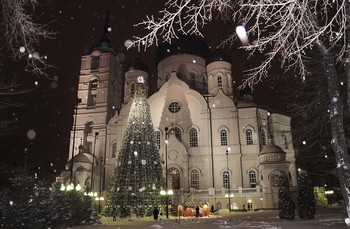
[153,206,159,220]
[112,207,117,221]
[195,206,200,217]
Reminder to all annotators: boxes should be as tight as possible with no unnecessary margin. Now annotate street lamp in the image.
[60,183,81,191]
[163,127,174,218]
[226,147,231,212]
[160,189,173,218]
[91,132,99,191]
[70,97,82,183]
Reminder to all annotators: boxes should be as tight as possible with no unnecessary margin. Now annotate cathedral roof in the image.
[155,35,211,64]
[71,152,91,164]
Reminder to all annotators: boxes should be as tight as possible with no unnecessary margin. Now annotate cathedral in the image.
[60,16,297,211]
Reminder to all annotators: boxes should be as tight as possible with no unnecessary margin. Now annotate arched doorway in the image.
[167,167,180,189]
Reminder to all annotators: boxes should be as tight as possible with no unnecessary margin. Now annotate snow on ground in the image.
[73,207,347,229]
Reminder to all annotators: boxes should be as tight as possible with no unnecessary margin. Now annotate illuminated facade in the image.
[60,32,297,210]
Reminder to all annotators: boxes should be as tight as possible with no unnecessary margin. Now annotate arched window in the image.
[249,171,257,188]
[88,79,98,106]
[154,131,160,149]
[174,127,182,142]
[168,167,180,189]
[261,129,267,146]
[130,82,135,97]
[223,171,230,189]
[220,129,228,146]
[190,170,199,190]
[217,75,222,87]
[246,129,253,145]
[283,133,288,149]
[189,128,198,147]
[112,143,117,158]
[271,174,280,188]
[91,56,100,71]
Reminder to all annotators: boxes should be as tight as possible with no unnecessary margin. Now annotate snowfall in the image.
[73,206,347,229]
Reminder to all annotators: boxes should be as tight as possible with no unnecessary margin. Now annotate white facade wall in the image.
[63,43,297,211]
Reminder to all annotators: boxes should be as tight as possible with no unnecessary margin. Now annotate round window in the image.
[168,101,181,113]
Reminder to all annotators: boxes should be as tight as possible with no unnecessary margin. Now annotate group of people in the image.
[152,206,163,220]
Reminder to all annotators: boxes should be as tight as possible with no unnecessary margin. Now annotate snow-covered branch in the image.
[225,0,346,87]
[132,0,233,51]
[1,0,55,75]
[132,0,346,88]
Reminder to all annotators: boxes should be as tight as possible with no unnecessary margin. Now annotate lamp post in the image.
[91,132,99,191]
[164,127,170,218]
[226,147,231,212]
[70,97,82,183]
[99,156,104,213]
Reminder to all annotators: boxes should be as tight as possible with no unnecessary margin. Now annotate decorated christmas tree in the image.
[108,76,164,218]
[278,173,295,220]
[298,171,316,219]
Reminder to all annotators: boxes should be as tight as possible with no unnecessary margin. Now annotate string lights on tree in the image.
[107,76,164,217]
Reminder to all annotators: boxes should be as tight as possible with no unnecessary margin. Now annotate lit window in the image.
[220,129,228,146]
[246,129,253,145]
[261,129,266,146]
[217,76,222,87]
[189,128,198,147]
[190,170,199,190]
[223,171,230,189]
[154,131,160,149]
[249,171,257,188]
[112,143,117,158]
[168,101,181,113]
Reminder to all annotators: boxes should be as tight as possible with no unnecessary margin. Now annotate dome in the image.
[71,153,91,164]
[207,49,231,64]
[155,35,211,64]
[240,86,254,103]
[127,57,149,73]
[259,136,287,163]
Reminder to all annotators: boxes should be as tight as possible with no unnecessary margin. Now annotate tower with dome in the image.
[59,15,297,212]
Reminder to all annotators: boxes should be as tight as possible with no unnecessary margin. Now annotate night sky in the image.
[0,0,286,176]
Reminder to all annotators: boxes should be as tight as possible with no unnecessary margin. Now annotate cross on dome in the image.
[137,76,144,83]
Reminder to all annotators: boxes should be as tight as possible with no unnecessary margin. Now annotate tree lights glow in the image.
[107,79,164,217]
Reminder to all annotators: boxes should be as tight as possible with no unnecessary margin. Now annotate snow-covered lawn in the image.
[73,206,346,228]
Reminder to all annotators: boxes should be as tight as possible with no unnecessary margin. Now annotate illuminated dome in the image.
[259,136,287,163]
[155,35,211,64]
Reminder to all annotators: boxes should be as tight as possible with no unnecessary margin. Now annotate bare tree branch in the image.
[1,0,55,76]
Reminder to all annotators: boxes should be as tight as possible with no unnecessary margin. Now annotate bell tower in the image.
[65,9,122,192]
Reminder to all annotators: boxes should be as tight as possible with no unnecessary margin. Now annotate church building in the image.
[60,15,297,211]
